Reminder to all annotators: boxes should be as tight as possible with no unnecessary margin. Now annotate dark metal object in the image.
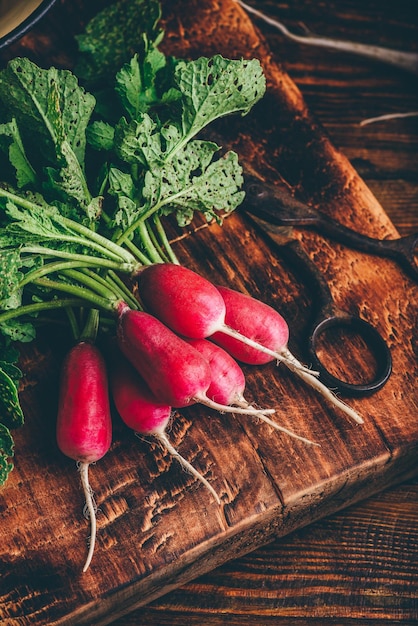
[243,175,418,282]
[243,185,394,397]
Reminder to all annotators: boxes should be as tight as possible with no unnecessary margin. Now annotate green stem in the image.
[100,205,154,265]
[18,259,123,290]
[0,298,87,324]
[79,308,100,342]
[59,215,137,264]
[153,215,180,264]
[33,277,117,313]
[137,221,164,263]
[22,246,138,273]
[107,271,140,310]
[65,307,81,341]
[78,267,131,305]
[60,269,118,302]
[115,188,188,246]
[122,238,154,265]
[146,220,167,261]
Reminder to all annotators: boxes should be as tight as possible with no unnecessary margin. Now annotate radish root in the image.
[233,397,320,446]
[220,324,319,376]
[78,461,97,573]
[219,325,363,424]
[152,432,221,505]
[360,111,418,126]
[235,0,418,75]
[196,393,276,416]
[283,360,364,424]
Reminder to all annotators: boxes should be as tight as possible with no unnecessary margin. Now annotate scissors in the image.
[242,175,418,282]
[241,175,396,397]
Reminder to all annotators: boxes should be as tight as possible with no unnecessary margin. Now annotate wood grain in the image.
[112,478,418,625]
[0,1,417,625]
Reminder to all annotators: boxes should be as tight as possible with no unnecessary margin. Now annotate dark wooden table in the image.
[111,1,418,624]
[1,1,417,624]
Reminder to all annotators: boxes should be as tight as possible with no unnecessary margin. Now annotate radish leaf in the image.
[0,366,24,428]
[0,118,37,188]
[0,423,14,485]
[0,58,95,166]
[75,0,163,85]
[174,55,266,149]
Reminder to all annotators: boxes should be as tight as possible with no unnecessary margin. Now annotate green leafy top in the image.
[75,0,164,86]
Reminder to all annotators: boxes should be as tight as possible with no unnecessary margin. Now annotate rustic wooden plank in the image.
[111,1,418,624]
[114,477,418,626]
[0,1,417,625]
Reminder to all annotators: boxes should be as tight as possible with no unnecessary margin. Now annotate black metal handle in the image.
[308,314,392,397]
[271,238,393,397]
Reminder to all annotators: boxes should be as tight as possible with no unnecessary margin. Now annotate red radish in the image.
[116,303,212,407]
[108,343,220,503]
[136,263,226,338]
[212,286,364,424]
[136,263,311,373]
[56,341,112,572]
[135,264,363,424]
[183,337,247,406]
[211,286,289,366]
[185,337,318,446]
[115,302,276,418]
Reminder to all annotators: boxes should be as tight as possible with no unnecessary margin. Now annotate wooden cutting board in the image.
[1,1,417,624]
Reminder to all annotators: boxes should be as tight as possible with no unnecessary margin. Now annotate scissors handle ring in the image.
[309,315,392,397]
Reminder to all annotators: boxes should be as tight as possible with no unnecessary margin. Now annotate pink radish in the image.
[212,285,363,424]
[115,302,275,418]
[108,343,220,503]
[135,264,363,424]
[115,303,212,408]
[136,263,311,372]
[56,341,112,572]
[183,337,247,406]
[185,337,318,446]
[136,263,226,338]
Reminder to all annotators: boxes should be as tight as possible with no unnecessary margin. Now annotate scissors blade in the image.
[244,211,296,247]
[241,174,418,282]
[241,175,320,226]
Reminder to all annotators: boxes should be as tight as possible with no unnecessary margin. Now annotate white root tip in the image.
[280,360,364,424]
[245,405,320,446]
[230,395,319,445]
[78,462,97,573]
[219,325,362,424]
[154,433,221,505]
[360,111,418,126]
[220,324,320,376]
[196,393,275,416]
[235,0,418,75]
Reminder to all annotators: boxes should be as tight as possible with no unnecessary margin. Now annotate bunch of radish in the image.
[55,262,363,572]
[135,263,364,424]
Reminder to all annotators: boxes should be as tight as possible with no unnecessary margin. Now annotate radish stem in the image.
[0,298,87,323]
[33,277,118,312]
